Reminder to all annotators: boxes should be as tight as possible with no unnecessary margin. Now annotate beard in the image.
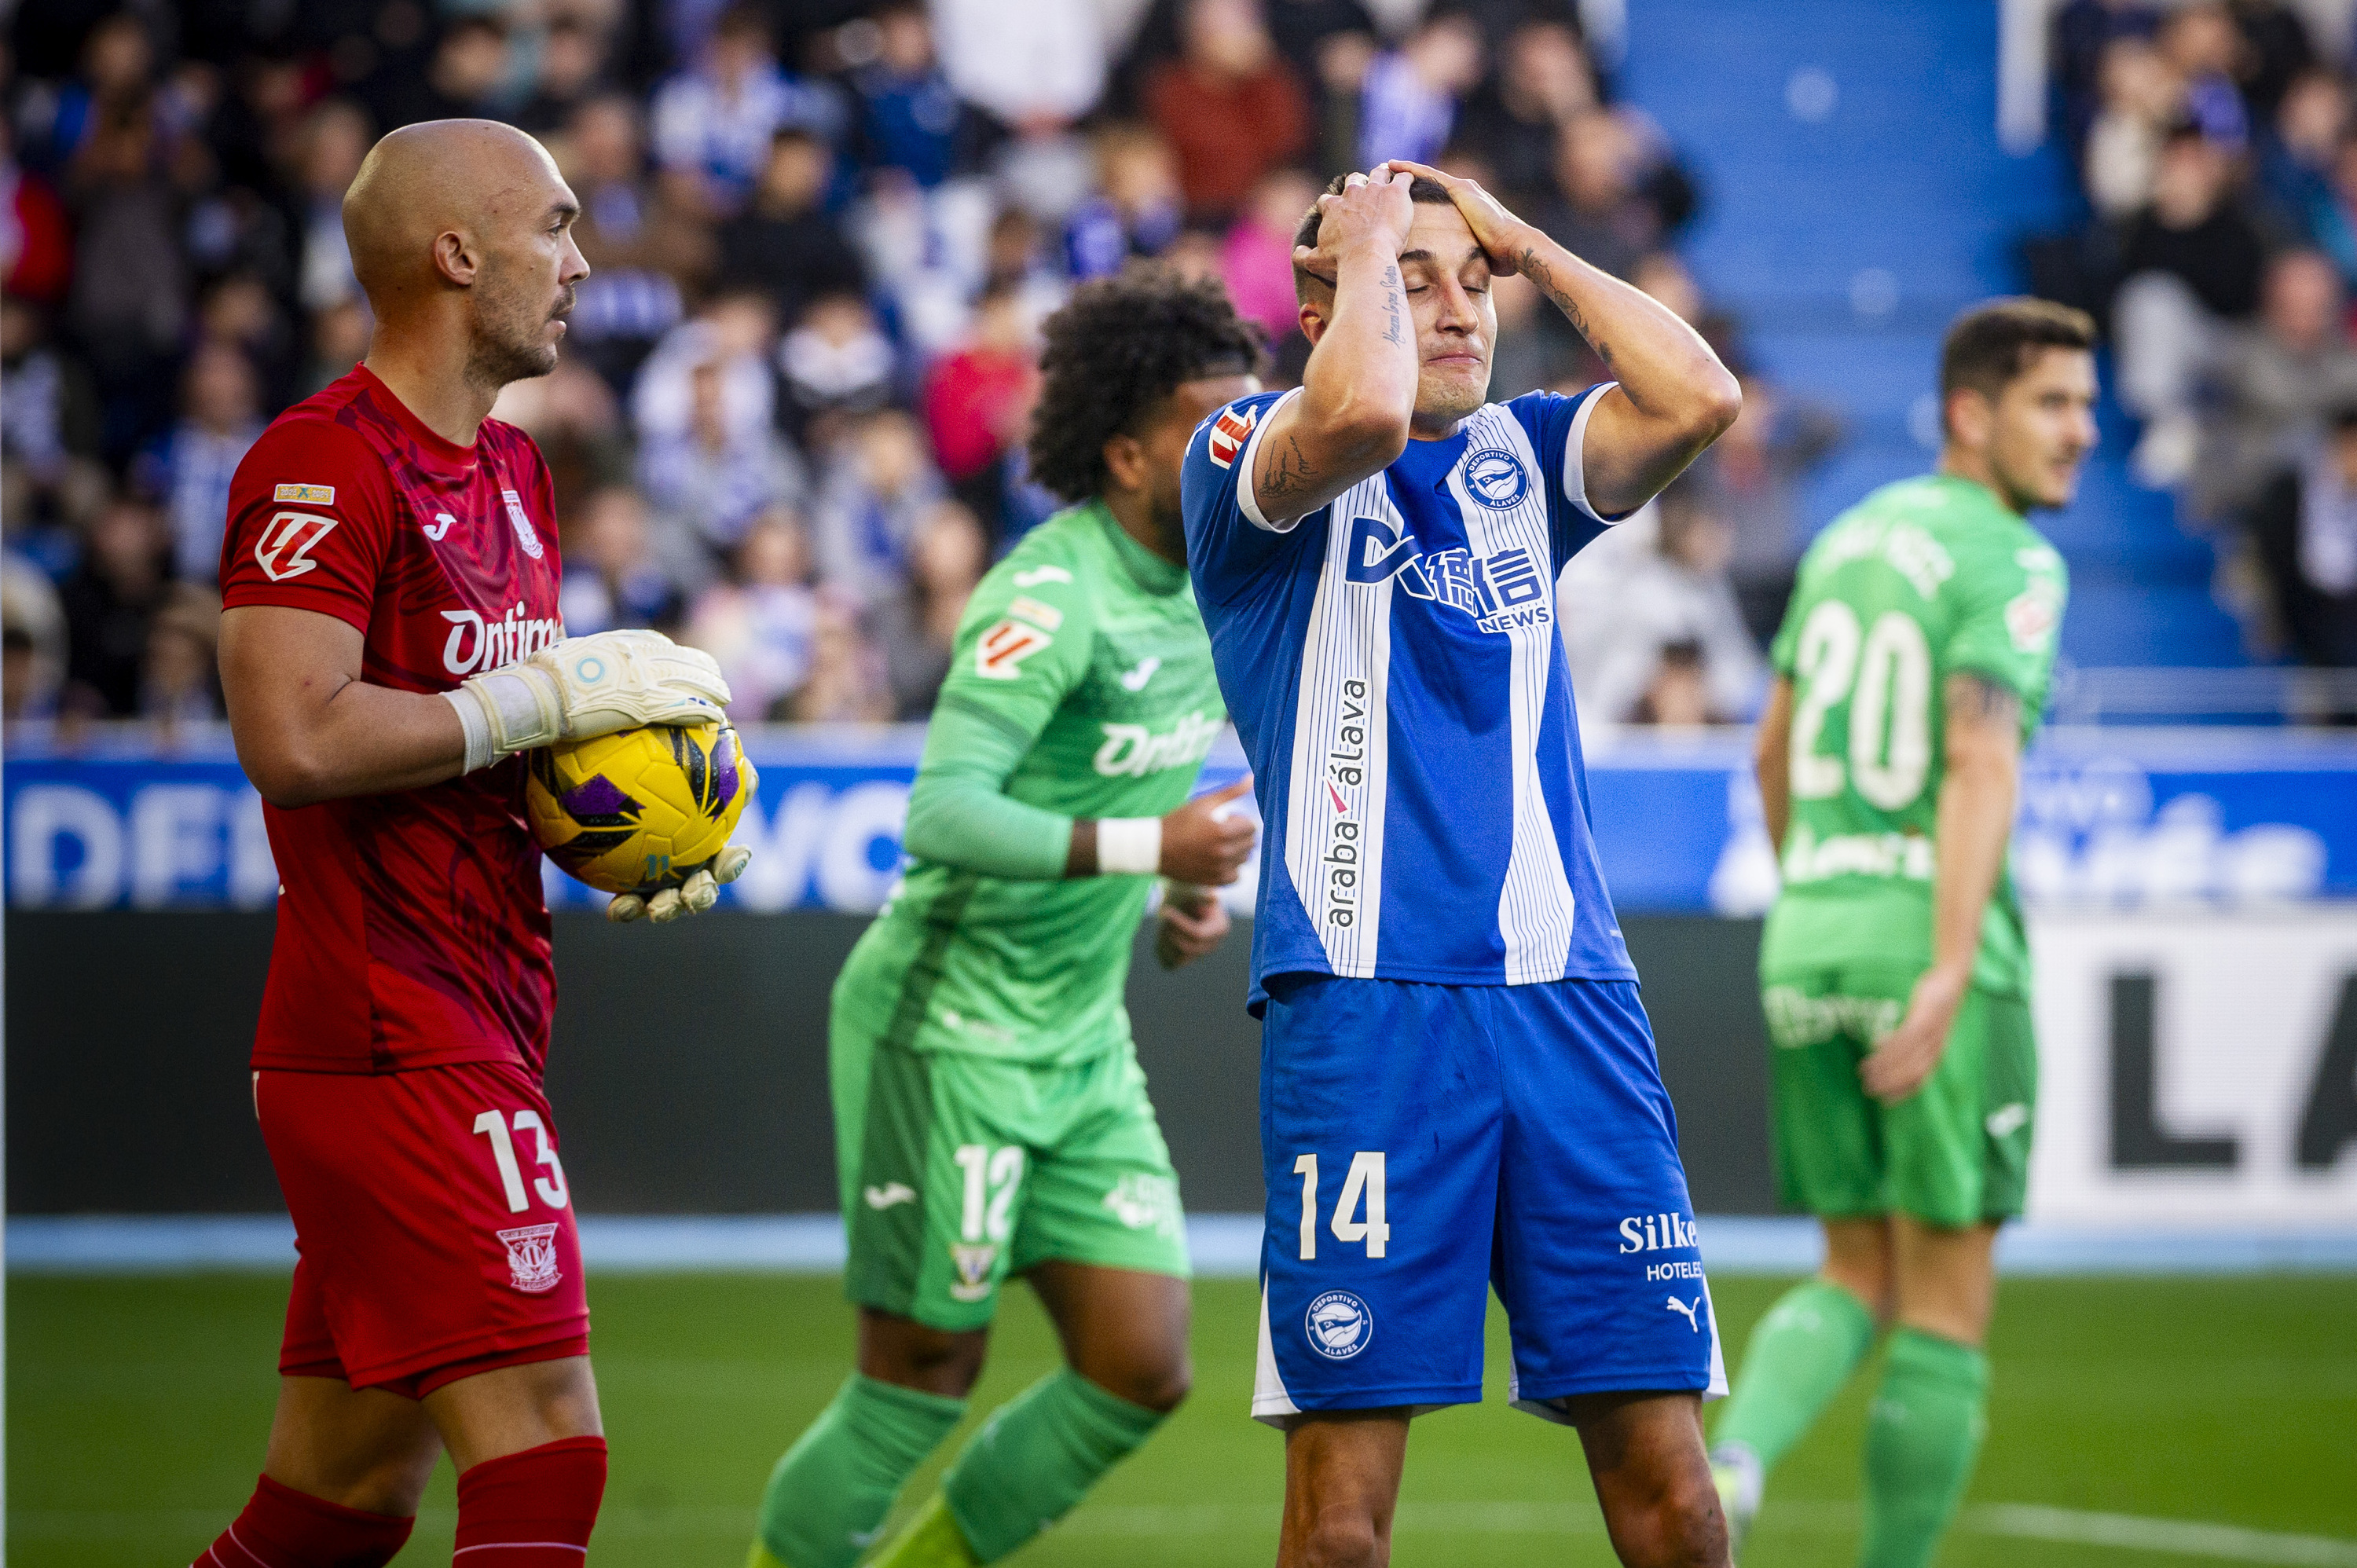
[1415,359,1492,425]
[1992,443,2081,513]
[466,273,570,390]
[1138,476,1197,559]
[468,332,559,388]
[1146,485,1184,542]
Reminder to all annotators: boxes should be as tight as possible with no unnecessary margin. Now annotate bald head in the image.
[346,120,567,305]
[343,119,588,391]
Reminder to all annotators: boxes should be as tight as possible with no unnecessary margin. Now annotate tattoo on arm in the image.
[1380,264,1406,348]
[1947,673,2023,730]
[1260,434,1317,506]
[1519,247,1611,368]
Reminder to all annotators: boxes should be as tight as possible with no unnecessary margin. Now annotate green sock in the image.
[939,1370,1168,1563]
[1713,1277,1879,1472]
[1860,1328,1990,1568]
[754,1373,966,1568]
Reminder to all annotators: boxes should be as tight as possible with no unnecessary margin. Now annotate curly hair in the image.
[1027,265,1266,505]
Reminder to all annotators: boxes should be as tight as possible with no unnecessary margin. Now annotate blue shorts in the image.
[1253,974,1726,1427]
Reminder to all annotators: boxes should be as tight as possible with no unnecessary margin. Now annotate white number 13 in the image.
[472,1108,571,1214]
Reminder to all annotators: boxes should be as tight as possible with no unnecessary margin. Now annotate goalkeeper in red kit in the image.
[196,120,742,1568]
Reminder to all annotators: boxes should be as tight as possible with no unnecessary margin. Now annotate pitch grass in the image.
[10,1273,2355,1566]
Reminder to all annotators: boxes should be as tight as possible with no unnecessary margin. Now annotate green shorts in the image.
[1759,965,2037,1229]
[831,1004,1192,1332]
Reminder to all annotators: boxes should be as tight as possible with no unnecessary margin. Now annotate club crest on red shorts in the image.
[497,1223,563,1293]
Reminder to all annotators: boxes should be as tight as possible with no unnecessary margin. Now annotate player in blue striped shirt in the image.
[1179,161,1743,1567]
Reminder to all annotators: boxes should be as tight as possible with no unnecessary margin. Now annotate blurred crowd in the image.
[1,0,1836,738]
[2043,0,2357,668]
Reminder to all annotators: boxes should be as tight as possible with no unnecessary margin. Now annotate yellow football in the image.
[523,721,757,896]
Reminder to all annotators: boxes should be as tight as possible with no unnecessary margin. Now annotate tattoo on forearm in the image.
[1947,673,2022,728]
[1380,264,1406,348]
[1261,434,1317,504]
[1519,247,1611,368]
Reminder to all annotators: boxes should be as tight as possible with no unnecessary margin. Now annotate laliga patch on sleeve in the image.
[1006,595,1065,631]
[254,511,340,582]
[1206,405,1257,469]
[975,618,1053,680]
[273,482,335,505]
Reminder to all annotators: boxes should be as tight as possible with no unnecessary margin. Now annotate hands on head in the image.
[1292,161,1537,290]
[1291,164,1417,290]
[1380,159,1534,277]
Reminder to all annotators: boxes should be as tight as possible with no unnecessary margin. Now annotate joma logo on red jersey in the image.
[1206,405,1257,469]
[254,511,339,582]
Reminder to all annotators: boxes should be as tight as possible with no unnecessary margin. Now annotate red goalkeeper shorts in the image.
[258,1061,589,1399]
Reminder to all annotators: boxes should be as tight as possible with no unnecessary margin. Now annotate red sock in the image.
[196,1473,413,1567]
[453,1435,608,1564]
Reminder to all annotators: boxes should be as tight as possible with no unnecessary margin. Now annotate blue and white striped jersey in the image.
[1181,383,1640,1009]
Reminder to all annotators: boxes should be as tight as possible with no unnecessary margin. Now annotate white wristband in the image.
[1096,816,1163,876]
[457,665,564,753]
[442,687,496,773]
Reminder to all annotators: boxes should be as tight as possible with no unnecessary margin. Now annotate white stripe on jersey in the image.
[1284,469,1394,976]
[1562,383,1622,526]
[1450,408,1577,982]
[1236,387,1305,534]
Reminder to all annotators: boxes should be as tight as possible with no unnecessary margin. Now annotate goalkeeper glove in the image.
[606,844,753,925]
[445,630,731,770]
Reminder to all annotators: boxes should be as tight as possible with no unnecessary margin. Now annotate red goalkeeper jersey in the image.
[222,364,566,1076]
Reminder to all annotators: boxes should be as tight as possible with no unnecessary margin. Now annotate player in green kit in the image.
[746,268,1263,1568]
[1709,299,2095,1566]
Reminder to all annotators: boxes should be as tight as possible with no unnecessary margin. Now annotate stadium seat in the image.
[1625,0,2253,672]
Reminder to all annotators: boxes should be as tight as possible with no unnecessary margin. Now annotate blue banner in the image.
[7,725,2355,913]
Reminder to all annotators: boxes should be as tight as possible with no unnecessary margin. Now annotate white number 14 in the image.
[1293,1150,1388,1260]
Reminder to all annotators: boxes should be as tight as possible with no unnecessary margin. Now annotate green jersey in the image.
[1758,474,2069,997]
[842,500,1227,1064]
